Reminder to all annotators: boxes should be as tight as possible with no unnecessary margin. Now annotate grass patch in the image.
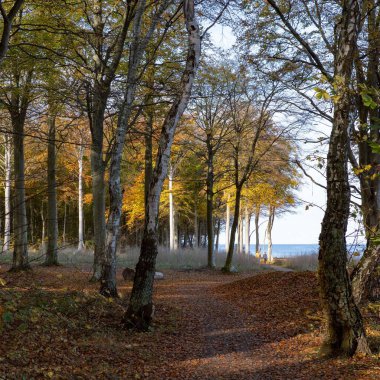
[274,253,318,271]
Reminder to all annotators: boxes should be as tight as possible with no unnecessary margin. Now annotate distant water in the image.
[218,243,365,257]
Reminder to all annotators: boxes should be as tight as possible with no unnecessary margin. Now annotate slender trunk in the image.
[144,112,153,207]
[238,212,243,254]
[245,206,250,254]
[11,114,29,270]
[255,208,260,255]
[225,195,230,253]
[193,205,198,248]
[3,133,11,253]
[62,202,66,245]
[215,218,220,253]
[267,206,275,263]
[77,145,85,251]
[351,1,380,304]
[30,200,34,245]
[89,92,107,281]
[41,201,46,253]
[124,0,200,330]
[223,186,242,272]
[206,148,215,267]
[169,164,176,251]
[45,113,58,265]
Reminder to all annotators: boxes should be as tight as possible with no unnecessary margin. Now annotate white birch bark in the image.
[225,196,230,252]
[169,163,175,251]
[267,206,275,263]
[245,205,250,254]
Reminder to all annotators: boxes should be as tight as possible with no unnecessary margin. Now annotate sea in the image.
[217,243,365,258]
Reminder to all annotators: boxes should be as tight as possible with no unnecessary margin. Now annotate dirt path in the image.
[151,270,378,380]
[1,267,379,379]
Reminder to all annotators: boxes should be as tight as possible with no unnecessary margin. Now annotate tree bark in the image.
[350,0,380,304]
[245,205,250,254]
[225,195,230,252]
[223,186,242,272]
[45,112,58,265]
[169,163,176,251]
[267,206,275,263]
[255,207,260,255]
[3,133,11,253]
[123,0,201,330]
[10,110,29,270]
[215,218,220,253]
[206,148,215,267]
[317,0,369,357]
[77,144,85,251]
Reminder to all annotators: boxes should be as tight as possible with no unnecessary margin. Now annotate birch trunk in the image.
[267,206,275,263]
[193,205,198,248]
[245,206,250,254]
[123,0,200,329]
[225,196,230,252]
[215,218,220,253]
[255,208,260,255]
[317,0,369,356]
[3,133,11,253]
[62,202,66,245]
[45,113,58,265]
[169,163,175,251]
[77,144,85,251]
[238,213,243,254]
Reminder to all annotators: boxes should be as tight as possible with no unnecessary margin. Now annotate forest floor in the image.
[1,264,380,379]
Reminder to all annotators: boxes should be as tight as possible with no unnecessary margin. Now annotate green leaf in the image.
[368,142,380,154]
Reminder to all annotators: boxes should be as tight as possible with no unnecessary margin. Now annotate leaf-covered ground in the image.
[1,266,380,379]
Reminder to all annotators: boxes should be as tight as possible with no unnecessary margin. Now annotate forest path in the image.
[153,269,308,380]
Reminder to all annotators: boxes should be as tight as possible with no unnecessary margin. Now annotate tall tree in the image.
[123,0,201,330]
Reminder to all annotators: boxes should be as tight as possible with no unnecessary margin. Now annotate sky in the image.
[207,24,330,245]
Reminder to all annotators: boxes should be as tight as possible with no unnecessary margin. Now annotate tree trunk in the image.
[317,0,369,357]
[62,202,67,245]
[206,151,215,267]
[245,206,250,254]
[41,201,46,253]
[45,113,58,266]
[267,206,275,263]
[3,133,11,253]
[77,144,85,251]
[223,186,242,272]
[238,212,243,254]
[351,1,380,304]
[123,0,200,330]
[255,208,260,256]
[225,195,230,253]
[169,163,176,251]
[193,205,198,248]
[90,107,106,281]
[11,114,29,270]
[215,218,220,253]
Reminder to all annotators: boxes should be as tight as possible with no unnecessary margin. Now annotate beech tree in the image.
[264,0,370,357]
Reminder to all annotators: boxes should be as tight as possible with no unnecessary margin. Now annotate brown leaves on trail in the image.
[1,267,380,379]
[215,271,322,340]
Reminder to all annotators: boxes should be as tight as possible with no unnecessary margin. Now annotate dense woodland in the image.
[1,0,380,374]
